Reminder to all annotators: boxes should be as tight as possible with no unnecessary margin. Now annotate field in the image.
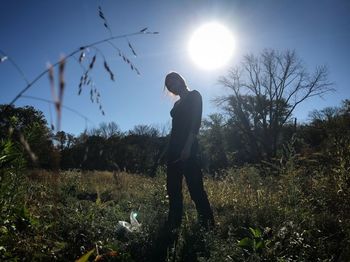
[1,1,349,261]
[1,159,349,261]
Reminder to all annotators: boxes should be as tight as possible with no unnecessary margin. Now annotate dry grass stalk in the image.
[103,60,115,81]
[19,133,38,163]
[127,40,137,57]
[98,5,112,35]
[47,57,66,131]
[5,3,159,128]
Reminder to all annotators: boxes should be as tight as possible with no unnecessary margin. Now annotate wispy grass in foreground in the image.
[1,159,349,261]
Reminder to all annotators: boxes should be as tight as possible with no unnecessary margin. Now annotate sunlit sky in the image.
[1,0,349,135]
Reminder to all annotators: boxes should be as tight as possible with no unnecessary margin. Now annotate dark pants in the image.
[166,156,214,229]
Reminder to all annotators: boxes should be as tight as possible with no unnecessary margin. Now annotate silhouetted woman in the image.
[164,72,214,230]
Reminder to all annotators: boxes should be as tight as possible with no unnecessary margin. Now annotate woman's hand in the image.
[181,133,195,161]
[180,144,191,161]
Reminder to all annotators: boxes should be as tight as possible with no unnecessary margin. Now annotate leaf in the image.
[83,73,88,84]
[103,60,115,81]
[128,41,137,56]
[90,88,93,102]
[98,11,105,19]
[75,248,94,262]
[79,75,84,88]
[97,5,111,33]
[89,55,96,70]
[140,27,148,33]
[238,237,253,248]
[249,227,262,238]
[103,61,110,75]
[255,240,265,251]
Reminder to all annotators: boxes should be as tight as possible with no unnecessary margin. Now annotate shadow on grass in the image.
[149,222,211,262]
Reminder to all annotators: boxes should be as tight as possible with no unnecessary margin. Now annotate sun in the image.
[188,22,235,70]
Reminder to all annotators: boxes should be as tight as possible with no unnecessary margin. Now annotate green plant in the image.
[238,227,266,255]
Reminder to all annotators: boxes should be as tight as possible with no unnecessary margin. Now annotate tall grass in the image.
[0,157,349,261]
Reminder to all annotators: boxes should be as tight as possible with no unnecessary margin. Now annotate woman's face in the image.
[166,77,182,95]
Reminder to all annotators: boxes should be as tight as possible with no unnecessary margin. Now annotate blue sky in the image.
[1,0,349,135]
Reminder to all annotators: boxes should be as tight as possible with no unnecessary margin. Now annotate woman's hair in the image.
[164,71,187,91]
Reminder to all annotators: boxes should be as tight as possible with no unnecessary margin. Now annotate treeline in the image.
[200,99,350,172]
[57,123,168,175]
[0,105,167,175]
[1,99,349,174]
[1,51,348,174]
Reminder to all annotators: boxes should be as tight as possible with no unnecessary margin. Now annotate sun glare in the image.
[188,22,235,70]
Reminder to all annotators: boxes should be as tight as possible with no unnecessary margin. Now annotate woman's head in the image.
[164,72,188,95]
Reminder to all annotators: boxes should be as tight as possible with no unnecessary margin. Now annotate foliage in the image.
[217,49,333,161]
[0,142,349,261]
[200,113,228,173]
[0,137,28,260]
[0,104,55,169]
[0,82,349,261]
[59,124,168,174]
[238,227,265,255]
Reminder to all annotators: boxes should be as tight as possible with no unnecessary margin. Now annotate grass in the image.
[0,162,349,261]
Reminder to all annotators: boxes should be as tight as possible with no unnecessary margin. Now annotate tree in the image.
[296,100,350,170]
[217,49,333,161]
[200,114,228,172]
[54,131,67,152]
[0,105,54,168]
[89,122,122,139]
[129,124,159,137]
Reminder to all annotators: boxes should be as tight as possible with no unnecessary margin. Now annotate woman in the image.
[164,71,214,230]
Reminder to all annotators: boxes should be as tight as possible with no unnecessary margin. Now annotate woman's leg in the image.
[166,162,184,229]
[184,157,214,229]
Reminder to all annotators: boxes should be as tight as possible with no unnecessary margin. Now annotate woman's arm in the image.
[180,91,202,161]
[180,132,195,161]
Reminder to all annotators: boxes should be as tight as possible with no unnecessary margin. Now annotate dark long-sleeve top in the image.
[168,90,202,161]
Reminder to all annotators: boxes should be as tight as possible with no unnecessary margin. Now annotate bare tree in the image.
[129,124,159,137]
[89,121,122,139]
[217,49,334,160]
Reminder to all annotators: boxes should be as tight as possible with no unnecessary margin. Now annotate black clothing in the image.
[166,90,214,229]
[167,157,214,229]
[168,90,202,162]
